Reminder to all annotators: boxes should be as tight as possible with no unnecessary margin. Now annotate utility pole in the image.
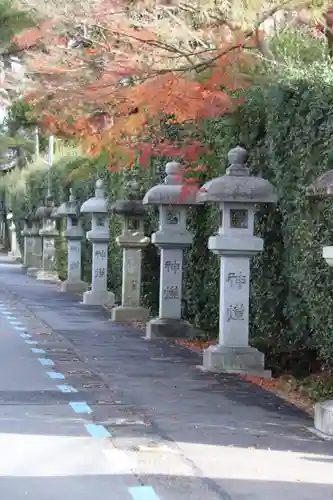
[34,126,39,160]
[47,135,54,196]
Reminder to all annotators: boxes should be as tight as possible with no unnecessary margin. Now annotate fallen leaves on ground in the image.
[174,339,217,351]
[237,374,314,416]
[174,340,314,415]
[123,325,314,415]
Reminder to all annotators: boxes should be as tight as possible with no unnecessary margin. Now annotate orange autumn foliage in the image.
[13,19,60,50]
[15,3,263,170]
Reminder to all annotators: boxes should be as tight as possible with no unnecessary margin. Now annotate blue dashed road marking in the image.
[85,424,111,438]
[47,371,65,380]
[57,385,78,393]
[0,303,155,499]
[128,486,160,500]
[31,348,46,354]
[38,358,55,367]
[69,402,93,414]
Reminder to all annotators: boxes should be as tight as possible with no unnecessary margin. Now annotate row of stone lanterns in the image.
[21,145,277,378]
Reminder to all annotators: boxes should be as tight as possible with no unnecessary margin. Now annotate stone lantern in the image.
[110,181,150,322]
[143,161,198,339]
[306,169,333,438]
[57,189,88,294]
[21,209,36,270]
[80,179,115,307]
[196,145,277,375]
[26,208,43,277]
[35,194,59,281]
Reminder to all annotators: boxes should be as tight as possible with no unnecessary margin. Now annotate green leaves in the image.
[0,0,36,51]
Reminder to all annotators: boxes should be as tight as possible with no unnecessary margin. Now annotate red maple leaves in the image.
[13,20,60,50]
[15,4,258,175]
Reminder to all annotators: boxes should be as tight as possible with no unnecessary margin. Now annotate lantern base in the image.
[60,279,88,294]
[111,305,149,323]
[36,269,59,282]
[27,266,40,278]
[145,317,200,340]
[82,289,115,308]
[8,251,21,260]
[314,400,333,438]
[202,344,271,378]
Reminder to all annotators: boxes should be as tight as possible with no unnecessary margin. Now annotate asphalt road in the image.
[0,302,151,499]
[0,256,333,499]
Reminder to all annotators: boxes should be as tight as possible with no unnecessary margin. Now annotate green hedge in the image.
[4,36,333,376]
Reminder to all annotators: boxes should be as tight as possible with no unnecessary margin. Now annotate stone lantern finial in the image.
[126,180,140,200]
[95,179,104,198]
[226,145,249,177]
[69,188,75,203]
[45,193,54,207]
[164,162,182,185]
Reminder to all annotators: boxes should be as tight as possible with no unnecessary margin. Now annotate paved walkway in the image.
[0,256,333,499]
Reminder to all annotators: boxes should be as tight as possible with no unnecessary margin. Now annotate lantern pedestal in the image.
[60,235,87,294]
[27,233,42,277]
[21,225,34,270]
[145,238,200,340]
[22,234,33,269]
[57,191,88,295]
[37,231,59,281]
[34,196,59,282]
[202,239,270,376]
[21,209,39,272]
[110,196,150,322]
[7,216,21,260]
[82,239,114,306]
